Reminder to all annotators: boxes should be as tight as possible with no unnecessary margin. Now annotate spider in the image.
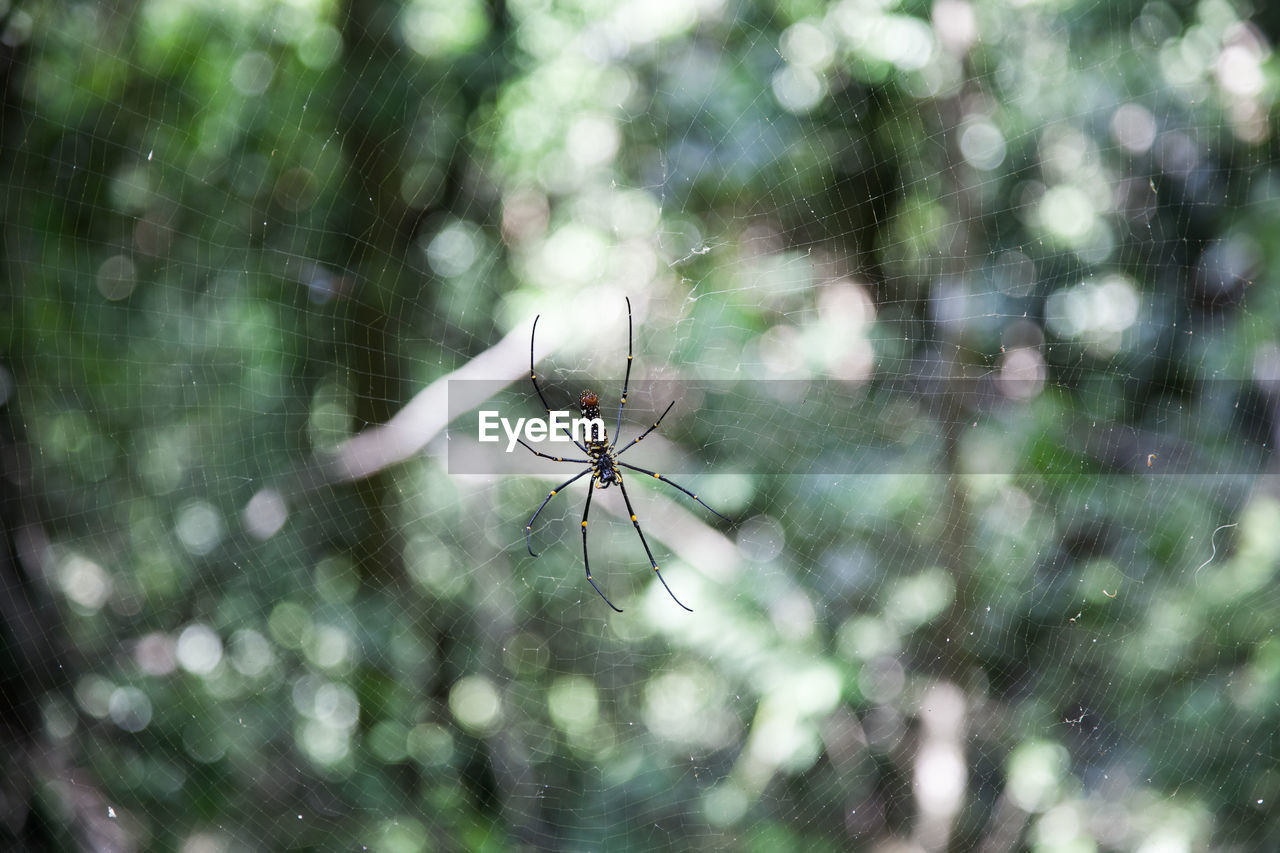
[517,297,731,612]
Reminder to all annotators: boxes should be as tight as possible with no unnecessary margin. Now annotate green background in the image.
[2,0,1279,850]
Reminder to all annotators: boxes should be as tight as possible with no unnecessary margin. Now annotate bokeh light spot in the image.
[176,624,223,676]
[449,675,502,735]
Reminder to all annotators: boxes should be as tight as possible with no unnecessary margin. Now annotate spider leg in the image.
[615,400,674,457]
[580,479,623,612]
[526,467,592,557]
[530,315,590,454]
[612,297,634,448]
[617,461,732,523]
[617,478,693,612]
[515,438,589,465]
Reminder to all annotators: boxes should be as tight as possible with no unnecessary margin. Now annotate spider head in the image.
[578,390,601,421]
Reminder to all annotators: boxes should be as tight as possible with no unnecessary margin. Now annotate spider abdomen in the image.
[578,390,600,419]
[579,389,611,453]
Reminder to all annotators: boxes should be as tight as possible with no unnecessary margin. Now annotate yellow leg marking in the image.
[581,521,588,528]
[550,490,557,496]
[653,473,660,479]
[630,515,637,522]
[653,565,659,572]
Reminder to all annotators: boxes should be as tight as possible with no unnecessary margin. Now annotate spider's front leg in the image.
[616,477,693,612]
[525,467,592,557]
[579,476,623,612]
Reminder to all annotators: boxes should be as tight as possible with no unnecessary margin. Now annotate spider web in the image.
[2,0,1279,850]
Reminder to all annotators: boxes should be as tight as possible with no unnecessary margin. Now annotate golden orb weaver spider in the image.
[518,297,732,612]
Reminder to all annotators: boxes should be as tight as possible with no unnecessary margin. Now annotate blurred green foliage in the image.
[3,0,1280,850]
